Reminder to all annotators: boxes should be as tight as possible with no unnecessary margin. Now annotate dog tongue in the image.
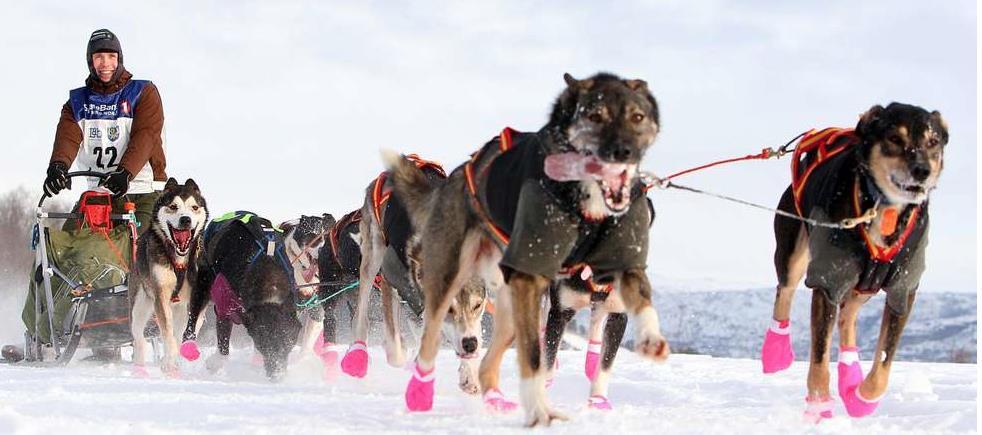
[172,229,191,248]
[544,152,631,190]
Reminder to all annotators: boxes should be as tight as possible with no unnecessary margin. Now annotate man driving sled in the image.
[1,29,167,363]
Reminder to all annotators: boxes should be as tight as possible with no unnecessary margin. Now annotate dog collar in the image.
[852,176,920,263]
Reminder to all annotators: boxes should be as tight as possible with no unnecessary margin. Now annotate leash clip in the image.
[640,171,669,190]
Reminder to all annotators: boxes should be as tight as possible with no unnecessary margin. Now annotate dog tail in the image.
[382,149,437,227]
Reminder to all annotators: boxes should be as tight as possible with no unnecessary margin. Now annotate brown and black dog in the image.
[388,72,669,426]
[763,103,947,421]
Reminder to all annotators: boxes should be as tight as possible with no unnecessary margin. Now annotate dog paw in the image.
[635,332,670,362]
[587,394,613,411]
[761,321,794,374]
[341,341,369,378]
[206,353,229,373]
[131,364,150,379]
[524,404,567,427]
[405,363,435,412]
[585,340,602,381]
[483,388,518,413]
[803,396,834,424]
[457,361,481,395]
[179,340,200,362]
[161,361,181,379]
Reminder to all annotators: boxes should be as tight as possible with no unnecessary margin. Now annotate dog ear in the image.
[930,110,949,143]
[184,178,200,193]
[856,105,885,138]
[625,79,649,92]
[164,178,179,191]
[562,73,594,91]
[322,213,337,229]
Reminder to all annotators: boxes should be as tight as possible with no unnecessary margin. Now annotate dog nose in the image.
[461,336,478,354]
[910,162,931,182]
[179,216,191,227]
[600,145,634,162]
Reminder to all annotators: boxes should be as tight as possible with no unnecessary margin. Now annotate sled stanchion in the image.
[35,209,61,359]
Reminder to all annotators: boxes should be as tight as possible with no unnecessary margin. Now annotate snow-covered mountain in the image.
[568,288,977,364]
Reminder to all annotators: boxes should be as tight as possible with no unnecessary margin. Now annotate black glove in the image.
[102,168,132,197]
[43,162,71,196]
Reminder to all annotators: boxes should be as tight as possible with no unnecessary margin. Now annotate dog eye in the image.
[191,205,200,212]
[927,138,940,148]
[588,113,604,123]
[887,134,904,145]
[630,113,645,123]
[472,302,482,311]
[168,204,178,211]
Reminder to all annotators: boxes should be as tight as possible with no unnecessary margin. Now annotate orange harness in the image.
[370,154,447,242]
[791,127,921,264]
[328,209,362,262]
[464,127,517,245]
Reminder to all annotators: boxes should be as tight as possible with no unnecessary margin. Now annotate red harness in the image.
[464,127,517,245]
[328,209,363,262]
[791,127,921,264]
[371,154,447,242]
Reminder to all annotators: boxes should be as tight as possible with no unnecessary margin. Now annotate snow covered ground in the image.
[0,345,976,434]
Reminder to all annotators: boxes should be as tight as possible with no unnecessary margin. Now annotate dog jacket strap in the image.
[464,127,518,246]
[791,127,859,215]
[851,179,922,263]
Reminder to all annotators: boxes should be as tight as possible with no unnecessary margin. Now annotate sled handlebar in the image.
[37,171,110,208]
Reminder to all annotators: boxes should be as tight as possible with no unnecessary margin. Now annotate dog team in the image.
[127,71,948,426]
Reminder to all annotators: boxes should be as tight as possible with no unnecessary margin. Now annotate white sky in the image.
[0,1,975,292]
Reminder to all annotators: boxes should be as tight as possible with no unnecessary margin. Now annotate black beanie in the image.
[86,29,124,83]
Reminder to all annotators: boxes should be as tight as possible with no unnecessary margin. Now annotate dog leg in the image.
[315,295,343,381]
[764,205,808,374]
[342,221,384,378]
[152,287,180,377]
[836,291,872,410]
[479,280,517,412]
[618,269,670,361]
[206,317,232,373]
[380,280,406,368]
[584,304,607,382]
[588,311,626,410]
[129,289,154,377]
[510,271,566,427]
[404,228,480,412]
[804,288,837,422]
[842,292,916,417]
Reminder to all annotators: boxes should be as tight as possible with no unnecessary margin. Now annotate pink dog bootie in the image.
[131,364,150,378]
[483,388,518,413]
[761,319,794,374]
[585,340,602,381]
[837,346,880,417]
[180,340,200,361]
[405,362,435,412]
[587,394,613,411]
[803,395,834,423]
[341,340,369,378]
[317,341,343,382]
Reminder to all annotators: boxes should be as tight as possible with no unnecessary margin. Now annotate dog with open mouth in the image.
[330,156,491,395]
[128,178,208,377]
[761,103,948,422]
[386,72,669,426]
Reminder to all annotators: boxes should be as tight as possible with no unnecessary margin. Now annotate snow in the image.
[0,346,976,434]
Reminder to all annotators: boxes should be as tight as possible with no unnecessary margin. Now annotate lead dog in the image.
[129,178,208,377]
[761,103,947,421]
[388,72,670,425]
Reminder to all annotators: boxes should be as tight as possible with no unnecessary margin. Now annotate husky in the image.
[278,214,336,360]
[762,103,948,421]
[128,178,208,377]
[177,211,330,381]
[387,72,669,425]
[331,156,490,395]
